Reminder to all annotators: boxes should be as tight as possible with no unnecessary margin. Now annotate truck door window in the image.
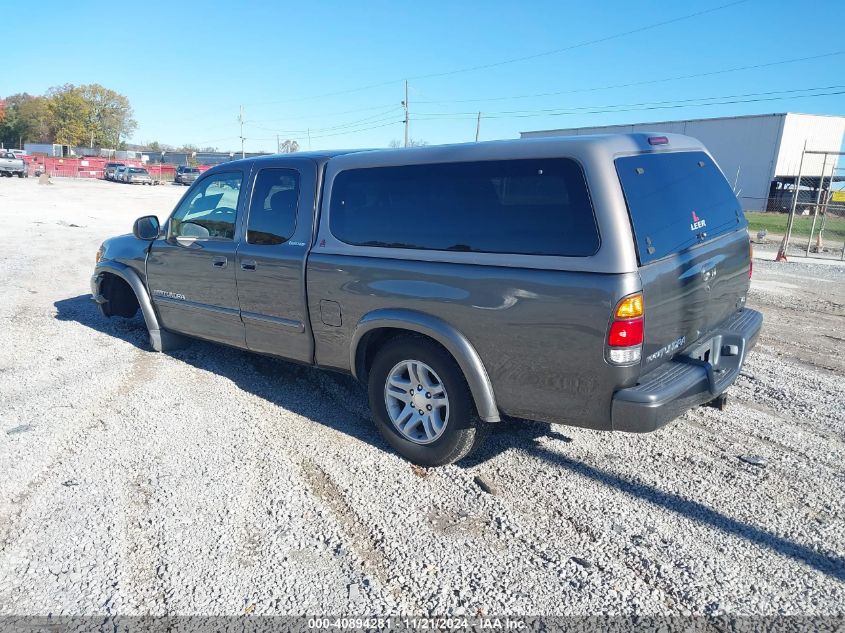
[246,168,300,245]
[169,172,243,240]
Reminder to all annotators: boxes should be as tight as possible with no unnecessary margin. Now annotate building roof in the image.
[521,112,845,137]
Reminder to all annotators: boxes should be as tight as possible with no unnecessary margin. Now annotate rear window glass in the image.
[616,151,745,264]
[329,158,598,256]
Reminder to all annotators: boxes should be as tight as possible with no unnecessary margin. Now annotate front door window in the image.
[169,172,243,240]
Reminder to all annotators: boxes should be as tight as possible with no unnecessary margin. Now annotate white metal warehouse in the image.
[521,113,845,211]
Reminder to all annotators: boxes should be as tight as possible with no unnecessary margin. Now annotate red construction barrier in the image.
[20,156,213,180]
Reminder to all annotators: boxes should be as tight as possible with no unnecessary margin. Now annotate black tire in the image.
[367,337,483,466]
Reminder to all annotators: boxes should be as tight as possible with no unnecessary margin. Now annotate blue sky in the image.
[3,0,844,152]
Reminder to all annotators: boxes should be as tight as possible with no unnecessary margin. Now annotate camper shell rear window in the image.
[615,151,746,264]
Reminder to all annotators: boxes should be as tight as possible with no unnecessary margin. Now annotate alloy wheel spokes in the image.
[384,360,450,445]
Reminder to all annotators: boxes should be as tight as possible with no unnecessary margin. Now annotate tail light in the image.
[749,241,753,279]
[607,293,644,365]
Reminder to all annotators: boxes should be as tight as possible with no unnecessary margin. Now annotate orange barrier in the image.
[22,155,212,179]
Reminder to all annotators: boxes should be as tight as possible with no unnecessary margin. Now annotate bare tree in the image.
[389,138,428,148]
[278,139,300,154]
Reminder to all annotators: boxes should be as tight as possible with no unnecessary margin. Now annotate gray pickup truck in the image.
[0,152,28,178]
[174,165,200,185]
[91,134,761,465]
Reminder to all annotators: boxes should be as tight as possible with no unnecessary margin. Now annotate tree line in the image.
[0,84,136,150]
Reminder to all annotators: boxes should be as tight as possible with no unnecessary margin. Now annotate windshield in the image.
[615,151,745,264]
[128,168,147,174]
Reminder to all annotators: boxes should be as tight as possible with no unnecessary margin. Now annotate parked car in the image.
[104,162,125,181]
[174,165,200,186]
[9,149,27,159]
[113,166,128,182]
[125,167,152,185]
[91,134,761,466]
[0,152,27,177]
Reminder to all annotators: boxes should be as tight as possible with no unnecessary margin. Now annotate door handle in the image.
[241,260,257,271]
[212,256,228,268]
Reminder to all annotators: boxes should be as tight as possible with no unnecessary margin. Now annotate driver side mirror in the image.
[133,215,160,240]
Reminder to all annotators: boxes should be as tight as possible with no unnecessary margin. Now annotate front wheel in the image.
[368,337,483,466]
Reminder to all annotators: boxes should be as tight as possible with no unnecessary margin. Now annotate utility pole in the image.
[403,80,409,148]
[307,128,312,151]
[276,134,280,154]
[475,112,481,142]
[238,105,245,159]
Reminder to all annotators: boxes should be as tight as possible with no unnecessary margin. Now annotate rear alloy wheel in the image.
[385,359,449,444]
[368,338,483,466]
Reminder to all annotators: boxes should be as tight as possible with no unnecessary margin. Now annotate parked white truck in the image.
[0,152,28,178]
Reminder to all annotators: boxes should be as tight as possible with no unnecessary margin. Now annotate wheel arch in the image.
[350,309,500,422]
[93,261,174,352]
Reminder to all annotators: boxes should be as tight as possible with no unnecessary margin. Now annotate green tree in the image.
[2,84,136,148]
[0,96,22,148]
[78,83,136,148]
[18,95,51,143]
[47,84,89,146]
[0,93,50,147]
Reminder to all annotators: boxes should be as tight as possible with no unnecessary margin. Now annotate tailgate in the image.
[615,150,751,374]
[637,229,750,372]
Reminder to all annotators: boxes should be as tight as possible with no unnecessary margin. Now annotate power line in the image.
[246,107,401,135]
[409,0,751,82]
[247,102,399,125]
[413,85,845,119]
[239,0,750,106]
[248,120,401,142]
[198,86,842,149]
[311,120,400,140]
[247,113,400,136]
[413,50,845,105]
[412,87,845,122]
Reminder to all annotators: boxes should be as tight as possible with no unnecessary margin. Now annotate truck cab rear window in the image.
[616,151,745,264]
[329,158,599,257]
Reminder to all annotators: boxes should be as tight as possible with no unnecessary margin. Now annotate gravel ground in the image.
[0,177,843,617]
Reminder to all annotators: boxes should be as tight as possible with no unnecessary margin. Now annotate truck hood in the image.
[100,232,153,265]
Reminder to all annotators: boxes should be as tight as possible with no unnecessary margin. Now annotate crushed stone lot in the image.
[0,177,843,617]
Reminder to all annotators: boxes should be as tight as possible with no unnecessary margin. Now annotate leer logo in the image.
[690,210,706,231]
